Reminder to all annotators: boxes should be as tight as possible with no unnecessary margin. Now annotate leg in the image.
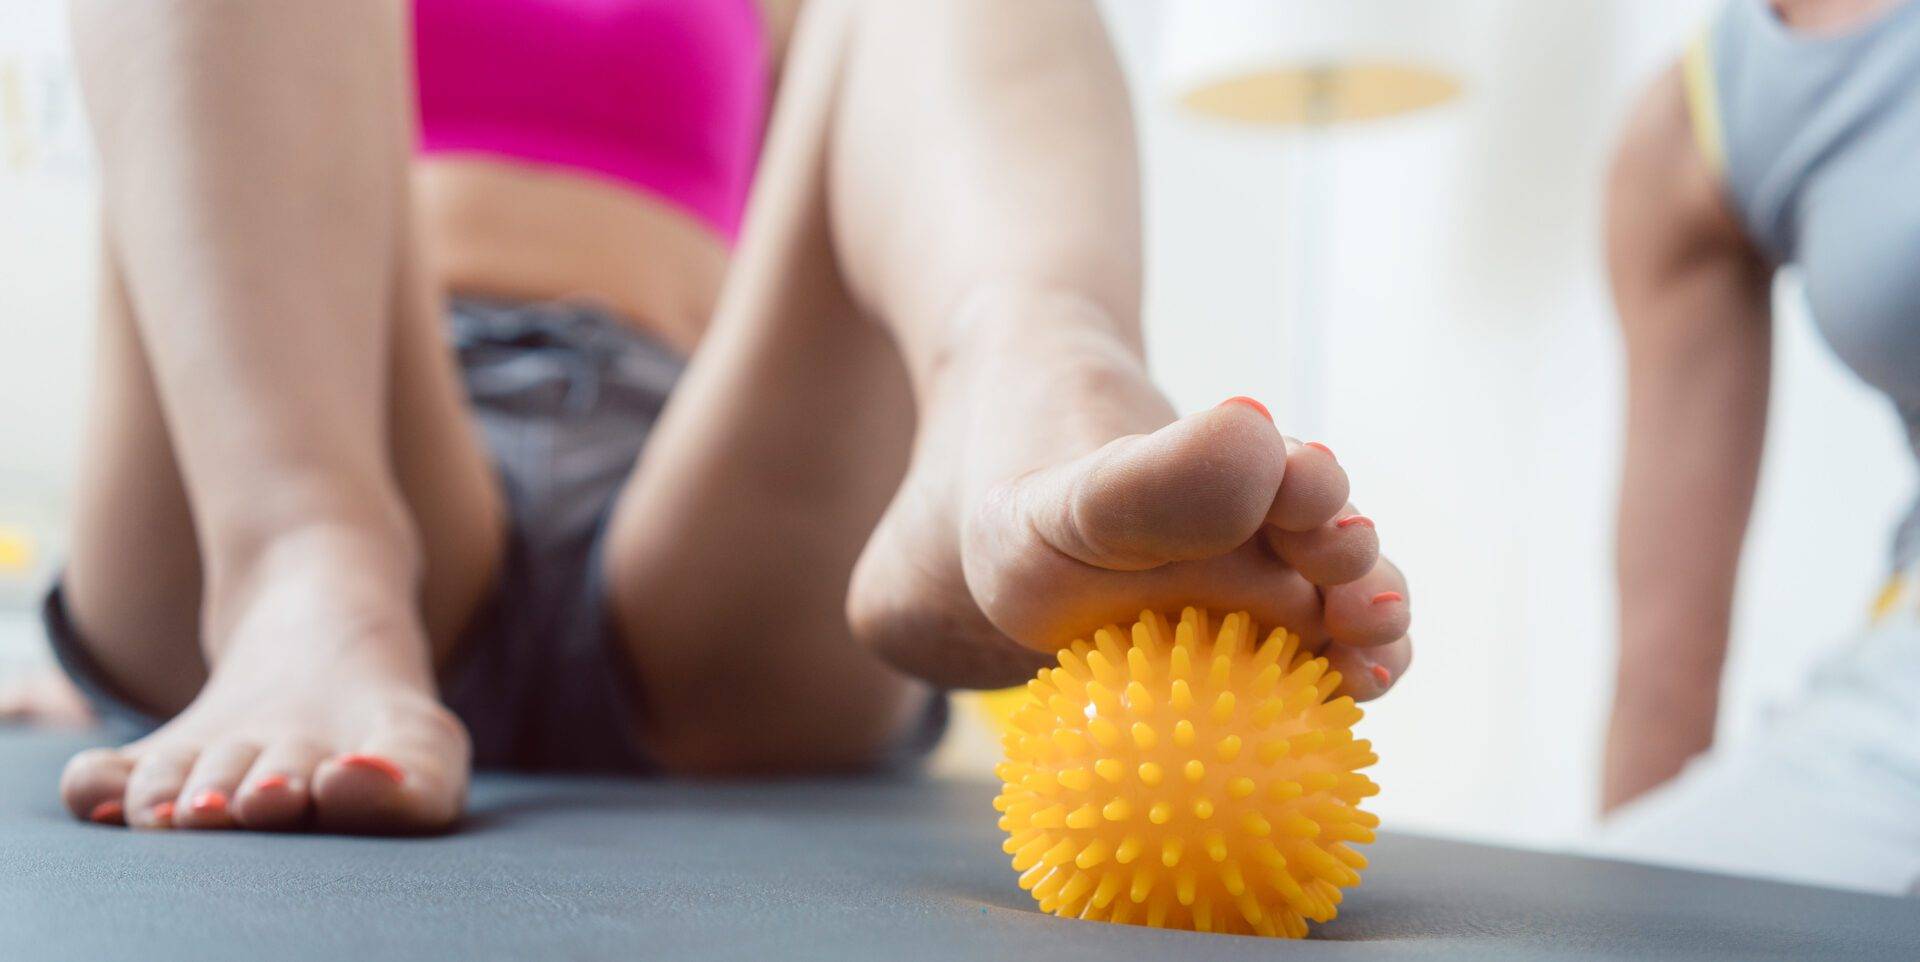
[1598,738,1920,895]
[1596,620,1920,895]
[829,1,1413,692]
[600,4,926,774]
[0,670,93,728]
[57,0,502,832]
[601,1,1411,778]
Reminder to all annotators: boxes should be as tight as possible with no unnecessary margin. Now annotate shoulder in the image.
[1607,62,1757,275]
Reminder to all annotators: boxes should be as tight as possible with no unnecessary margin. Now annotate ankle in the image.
[197,466,416,568]
[204,516,420,624]
[198,522,435,685]
[926,284,1174,477]
[913,283,1125,379]
[204,492,419,579]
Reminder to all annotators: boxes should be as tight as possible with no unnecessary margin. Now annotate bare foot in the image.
[0,668,95,728]
[849,287,1412,694]
[58,530,468,833]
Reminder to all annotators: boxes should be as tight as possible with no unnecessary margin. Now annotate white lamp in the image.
[1160,0,1466,437]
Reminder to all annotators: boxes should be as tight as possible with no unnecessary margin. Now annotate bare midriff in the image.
[415,157,729,355]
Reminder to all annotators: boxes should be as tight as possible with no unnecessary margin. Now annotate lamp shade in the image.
[1161,0,1466,126]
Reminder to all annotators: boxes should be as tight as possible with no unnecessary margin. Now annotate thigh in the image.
[599,4,927,772]
[1599,740,1919,894]
[385,223,510,651]
[62,230,506,717]
[598,257,926,772]
[1597,623,1920,895]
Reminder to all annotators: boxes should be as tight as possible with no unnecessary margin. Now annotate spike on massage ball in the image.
[993,608,1379,938]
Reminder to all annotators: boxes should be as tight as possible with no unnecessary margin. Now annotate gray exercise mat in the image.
[1,730,1914,961]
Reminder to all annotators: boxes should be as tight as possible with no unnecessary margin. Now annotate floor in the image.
[5,727,1917,962]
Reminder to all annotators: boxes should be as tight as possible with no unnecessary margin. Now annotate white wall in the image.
[0,0,95,618]
[1101,0,1913,847]
[0,0,1911,850]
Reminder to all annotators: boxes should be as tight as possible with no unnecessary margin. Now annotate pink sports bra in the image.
[414,0,770,243]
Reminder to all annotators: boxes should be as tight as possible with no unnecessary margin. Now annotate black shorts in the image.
[45,296,947,772]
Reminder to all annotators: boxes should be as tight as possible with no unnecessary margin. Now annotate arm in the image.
[1602,67,1773,812]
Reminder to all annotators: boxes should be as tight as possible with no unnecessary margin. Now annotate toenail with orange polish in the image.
[337,753,405,783]
[190,791,228,814]
[1304,441,1335,459]
[1371,591,1404,605]
[1370,663,1393,686]
[253,774,290,793]
[1335,515,1374,529]
[151,801,176,825]
[89,800,124,825]
[1218,396,1271,421]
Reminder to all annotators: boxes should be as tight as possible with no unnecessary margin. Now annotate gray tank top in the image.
[1693,0,1920,568]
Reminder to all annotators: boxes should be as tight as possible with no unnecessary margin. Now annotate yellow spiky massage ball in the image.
[993,608,1379,938]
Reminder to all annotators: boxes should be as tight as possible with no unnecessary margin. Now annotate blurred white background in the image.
[0,0,1910,850]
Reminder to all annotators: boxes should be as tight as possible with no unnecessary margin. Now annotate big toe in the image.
[312,701,469,834]
[1021,399,1289,571]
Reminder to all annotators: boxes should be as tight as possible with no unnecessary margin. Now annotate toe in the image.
[235,738,327,830]
[1156,549,1329,645]
[312,753,412,833]
[312,751,453,835]
[1265,504,1378,586]
[124,744,197,828]
[1323,634,1412,702]
[313,700,467,834]
[1321,558,1411,648]
[60,747,133,826]
[1025,400,1287,570]
[1008,539,1330,650]
[1268,440,1350,532]
[3,670,94,728]
[174,740,259,830]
